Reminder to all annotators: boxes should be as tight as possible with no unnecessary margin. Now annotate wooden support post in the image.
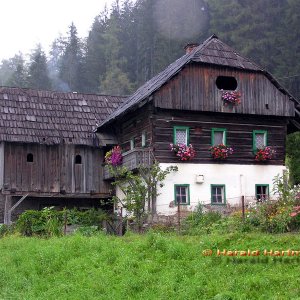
[64,209,67,235]
[241,195,245,220]
[118,207,123,236]
[177,202,181,233]
[4,195,11,225]
[5,194,29,225]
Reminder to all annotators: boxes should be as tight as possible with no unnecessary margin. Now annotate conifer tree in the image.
[27,44,51,90]
[6,53,28,88]
[59,23,84,92]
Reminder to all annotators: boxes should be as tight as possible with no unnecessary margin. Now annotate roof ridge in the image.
[214,38,262,70]
[97,35,296,128]
[98,35,221,127]
[0,86,127,98]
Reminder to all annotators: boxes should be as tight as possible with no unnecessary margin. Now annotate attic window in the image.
[27,153,33,163]
[75,155,82,165]
[216,76,237,90]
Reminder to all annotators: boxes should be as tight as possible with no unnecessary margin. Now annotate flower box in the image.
[170,143,195,161]
[210,144,234,159]
[221,90,241,106]
[255,146,275,161]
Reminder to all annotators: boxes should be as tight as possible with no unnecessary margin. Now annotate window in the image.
[27,153,33,163]
[211,128,226,146]
[75,154,82,164]
[141,132,146,147]
[216,76,237,90]
[211,185,226,205]
[173,126,190,145]
[130,138,135,150]
[253,130,267,152]
[255,184,269,201]
[174,184,190,205]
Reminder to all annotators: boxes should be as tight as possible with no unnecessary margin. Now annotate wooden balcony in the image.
[103,148,153,180]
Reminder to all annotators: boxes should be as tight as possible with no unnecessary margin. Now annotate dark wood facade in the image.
[115,103,153,151]
[1,143,108,195]
[103,105,287,168]
[98,36,298,173]
[152,109,287,165]
[154,64,294,117]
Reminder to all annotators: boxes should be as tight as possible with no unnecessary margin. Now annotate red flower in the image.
[170,143,196,161]
[255,146,275,161]
[209,144,234,159]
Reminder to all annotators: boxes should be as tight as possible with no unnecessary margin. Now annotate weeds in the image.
[0,233,299,299]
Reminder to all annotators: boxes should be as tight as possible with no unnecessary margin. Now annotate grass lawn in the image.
[0,232,300,300]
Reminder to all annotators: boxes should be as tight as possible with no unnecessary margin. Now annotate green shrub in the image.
[150,223,175,233]
[183,203,222,235]
[16,207,64,237]
[75,225,100,236]
[16,207,108,237]
[0,224,14,237]
[67,208,108,227]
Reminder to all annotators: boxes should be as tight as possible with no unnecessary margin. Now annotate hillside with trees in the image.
[0,0,299,100]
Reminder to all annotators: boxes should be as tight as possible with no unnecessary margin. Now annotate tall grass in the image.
[0,232,299,299]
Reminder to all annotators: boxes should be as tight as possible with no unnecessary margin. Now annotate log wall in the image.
[115,104,153,151]
[153,109,287,165]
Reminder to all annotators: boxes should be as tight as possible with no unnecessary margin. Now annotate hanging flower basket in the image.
[255,146,275,161]
[105,145,123,166]
[170,143,196,161]
[210,144,234,159]
[221,90,241,106]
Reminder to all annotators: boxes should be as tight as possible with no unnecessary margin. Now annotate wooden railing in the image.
[103,148,153,180]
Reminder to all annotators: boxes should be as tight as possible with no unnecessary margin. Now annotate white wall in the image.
[156,163,286,215]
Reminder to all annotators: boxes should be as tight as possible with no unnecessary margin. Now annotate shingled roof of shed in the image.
[98,35,297,128]
[0,87,125,146]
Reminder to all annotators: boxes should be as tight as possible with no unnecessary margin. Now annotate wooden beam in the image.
[3,195,11,225]
[5,194,29,225]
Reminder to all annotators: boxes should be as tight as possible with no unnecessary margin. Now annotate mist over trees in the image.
[0,0,299,100]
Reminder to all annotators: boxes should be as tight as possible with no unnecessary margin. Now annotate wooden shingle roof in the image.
[0,87,125,146]
[98,35,297,128]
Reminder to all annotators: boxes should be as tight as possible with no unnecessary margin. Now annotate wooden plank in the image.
[0,143,4,188]
[14,144,22,190]
[10,144,17,190]
[153,64,294,117]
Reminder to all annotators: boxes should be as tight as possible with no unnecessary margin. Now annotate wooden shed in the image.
[0,87,125,223]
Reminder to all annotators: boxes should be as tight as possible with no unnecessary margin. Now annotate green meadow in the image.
[0,232,300,300]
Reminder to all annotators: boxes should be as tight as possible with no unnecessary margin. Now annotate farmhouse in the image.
[0,35,299,222]
[96,35,300,216]
[0,88,124,223]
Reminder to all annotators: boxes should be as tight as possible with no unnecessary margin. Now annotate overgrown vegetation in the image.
[181,173,300,235]
[10,172,300,238]
[1,175,300,298]
[287,131,300,185]
[108,161,178,231]
[15,207,108,237]
[0,233,300,299]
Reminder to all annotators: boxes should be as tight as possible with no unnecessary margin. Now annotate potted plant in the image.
[221,90,241,106]
[210,144,234,159]
[105,145,123,166]
[255,146,275,161]
[170,143,196,161]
